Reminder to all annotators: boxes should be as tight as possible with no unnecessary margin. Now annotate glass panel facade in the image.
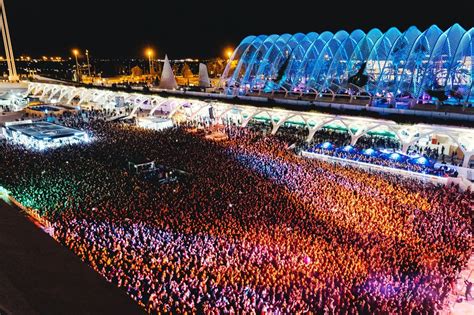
[224,24,474,106]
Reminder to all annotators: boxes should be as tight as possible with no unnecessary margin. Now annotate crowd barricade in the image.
[301,151,453,187]
[7,194,54,236]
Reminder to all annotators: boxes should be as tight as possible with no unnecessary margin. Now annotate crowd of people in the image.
[271,124,464,168]
[306,146,454,177]
[0,114,472,314]
[270,126,457,177]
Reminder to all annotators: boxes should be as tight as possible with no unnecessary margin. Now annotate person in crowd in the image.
[465,279,473,301]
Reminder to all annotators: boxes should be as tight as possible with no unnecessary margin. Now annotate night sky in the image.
[6,0,473,59]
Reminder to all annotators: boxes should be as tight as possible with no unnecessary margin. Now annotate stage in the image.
[2,121,89,149]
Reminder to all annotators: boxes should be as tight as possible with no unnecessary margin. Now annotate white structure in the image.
[0,0,17,81]
[2,120,89,150]
[27,82,474,169]
[158,55,178,90]
[137,117,174,131]
[198,63,211,88]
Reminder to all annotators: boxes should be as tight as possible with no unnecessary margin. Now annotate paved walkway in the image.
[0,199,145,315]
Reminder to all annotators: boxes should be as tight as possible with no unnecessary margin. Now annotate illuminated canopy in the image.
[2,121,89,150]
[222,24,474,106]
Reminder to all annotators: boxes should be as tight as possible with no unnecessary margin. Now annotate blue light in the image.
[343,145,353,152]
[364,148,375,156]
[418,157,427,164]
[390,153,400,160]
[414,157,429,165]
[322,142,332,149]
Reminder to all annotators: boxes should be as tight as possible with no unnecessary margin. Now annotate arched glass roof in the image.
[223,24,474,106]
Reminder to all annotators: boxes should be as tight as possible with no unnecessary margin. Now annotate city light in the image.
[225,48,233,59]
[72,49,79,57]
[146,48,154,58]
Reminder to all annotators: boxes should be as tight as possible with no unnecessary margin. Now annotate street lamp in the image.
[72,49,80,81]
[225,48,233,61]
[146,48,154,75]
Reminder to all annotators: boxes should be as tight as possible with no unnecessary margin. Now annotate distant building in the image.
[182,63,193,78]
[131,66,143,77]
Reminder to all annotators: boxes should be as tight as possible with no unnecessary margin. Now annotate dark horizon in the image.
[6,0,473,59]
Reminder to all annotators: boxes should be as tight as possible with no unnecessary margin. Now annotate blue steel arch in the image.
[229,35,267,87]
[222,35,255,83]
[262,33,306,89]
[283,32,318,89]
[308,30,350,89]
[243,34,280,89]
[278,33,308,89]
[365,27,402,94]
[394,25,443,98]
[418,23,466,100]
[375,26,421,97]
[224,24,473,106]
[253,34,293,87]
[292,31,334,90]
[447,28,474,104]
[324,29,366,90]
[345,28,384,85]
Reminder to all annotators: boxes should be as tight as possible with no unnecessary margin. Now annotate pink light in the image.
[303,256,311,264]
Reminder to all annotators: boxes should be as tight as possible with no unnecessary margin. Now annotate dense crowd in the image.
[0,115,472,314]
[273,125,463,168]
[306,147,454,177]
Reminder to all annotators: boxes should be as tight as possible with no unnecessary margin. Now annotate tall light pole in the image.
[0,0,18,81]
[146,48,154,75]
[72,49,80,82]
[225,48,233,62]
[85,49,91,77]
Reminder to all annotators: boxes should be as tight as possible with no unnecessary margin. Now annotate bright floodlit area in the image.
[0,0,473,314]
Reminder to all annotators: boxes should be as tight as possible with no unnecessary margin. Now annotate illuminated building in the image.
[222,24,474,107]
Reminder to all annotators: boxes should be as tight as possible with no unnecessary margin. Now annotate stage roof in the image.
[5,122,85,140]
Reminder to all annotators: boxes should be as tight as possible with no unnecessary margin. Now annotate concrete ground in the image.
[0,199,145,315]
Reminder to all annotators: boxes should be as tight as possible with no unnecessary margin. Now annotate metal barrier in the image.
[301,151,450,186]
